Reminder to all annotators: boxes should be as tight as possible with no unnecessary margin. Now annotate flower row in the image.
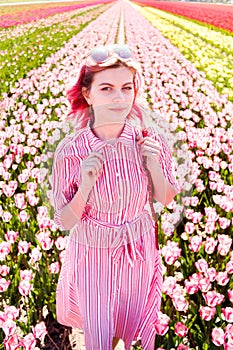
[132,4,233,101]
[132,0,233,33]
[0,3,98,41]
[0,0,113,28]
[0,3,111,98]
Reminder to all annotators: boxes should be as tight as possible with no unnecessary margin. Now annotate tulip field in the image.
[0,0,233,349]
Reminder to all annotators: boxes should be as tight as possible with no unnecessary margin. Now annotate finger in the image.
[143,145,162,154]
[85,158,103,169]
[89,152,105,161]
[84,161,100,176]
[143,150,160,158]
[143,138,161,147]
[136,135,144,144]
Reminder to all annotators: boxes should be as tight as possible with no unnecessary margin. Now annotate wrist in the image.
[147,158,161,172]
[79,181,93,195]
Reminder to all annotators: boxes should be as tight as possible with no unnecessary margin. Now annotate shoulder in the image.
[54,127,88,159]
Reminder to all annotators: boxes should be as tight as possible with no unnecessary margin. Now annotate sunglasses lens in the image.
[114,45,132,59]
[90,48,109,63]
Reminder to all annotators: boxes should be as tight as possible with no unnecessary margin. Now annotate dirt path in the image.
[69,329,132,350]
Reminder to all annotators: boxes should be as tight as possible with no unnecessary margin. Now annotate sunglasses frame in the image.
[86,44,133,67]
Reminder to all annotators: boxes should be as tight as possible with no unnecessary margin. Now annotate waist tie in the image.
[81,211,152,267]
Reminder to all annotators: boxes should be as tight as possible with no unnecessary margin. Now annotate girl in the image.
[51,44,179,350]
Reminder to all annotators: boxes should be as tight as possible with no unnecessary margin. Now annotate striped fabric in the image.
[51,119,179,350]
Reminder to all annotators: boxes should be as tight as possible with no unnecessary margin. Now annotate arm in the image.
[60,182,91,231]
[137,128,180,206]
[51,144,83,232]
[148,160,178,206]
[51,143,104,232]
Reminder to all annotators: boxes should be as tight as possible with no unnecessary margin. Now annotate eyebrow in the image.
[98,82,133,86]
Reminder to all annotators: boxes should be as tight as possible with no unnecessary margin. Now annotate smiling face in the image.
[82,66,135,127]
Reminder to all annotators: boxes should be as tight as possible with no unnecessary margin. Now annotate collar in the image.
[86,119,134,152]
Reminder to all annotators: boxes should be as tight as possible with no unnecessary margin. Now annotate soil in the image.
[42,312,137,349]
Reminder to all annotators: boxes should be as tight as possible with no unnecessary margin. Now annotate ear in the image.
[82,87,91,105]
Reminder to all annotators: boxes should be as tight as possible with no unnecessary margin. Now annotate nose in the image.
[112,90,125,103]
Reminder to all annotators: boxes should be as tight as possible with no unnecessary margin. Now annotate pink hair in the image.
[66,60,146,130]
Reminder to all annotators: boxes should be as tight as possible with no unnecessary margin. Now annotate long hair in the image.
[66,60,146,130]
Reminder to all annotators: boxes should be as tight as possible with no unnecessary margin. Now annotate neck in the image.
[91,121,126,142]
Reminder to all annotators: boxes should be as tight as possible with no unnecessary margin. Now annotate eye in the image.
[123,86,133,90]
[101,87,111,91]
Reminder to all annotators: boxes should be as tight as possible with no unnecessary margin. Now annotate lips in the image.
[109,108,127,111]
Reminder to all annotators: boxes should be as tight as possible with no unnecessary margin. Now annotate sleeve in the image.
[51,143,81,231]
[147,126,181,192]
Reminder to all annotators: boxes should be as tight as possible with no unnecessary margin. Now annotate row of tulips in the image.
[0,1,123,348]
[0,3,112,99]
[123,1,233,349]
[0,1,96,17]
[132,0,233,34]
[0,3,100,41]
[130,3,233,102]
[0,0,112,28]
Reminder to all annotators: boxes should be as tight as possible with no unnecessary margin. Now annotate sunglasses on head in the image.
[85,44,132,67]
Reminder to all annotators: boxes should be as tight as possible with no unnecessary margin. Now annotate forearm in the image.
[148,162,178,206]
[60,183,92,231]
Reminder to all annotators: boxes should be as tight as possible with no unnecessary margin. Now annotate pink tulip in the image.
[228,290,233,303]
[0,242,11,261]
[19,333,37,350]
[177,345,189,350]
[0,265,10,276]
[203,291,225,307]
[200,306,216,321]
[18,280,32,296]
[198,278,211,293]
[4,334,20,350]
[154,312,170,336]
[4,305,20,320]
[172,295,189,312]
[211,327,224,346]
[205,267,217,282]
[2,319,16,337]
[59,250,66,264]
[225,324,233,346]
[189,235,202,252]
[18,210,30,223]
[18,241,31,254]
[174,322,188,337]
[204,237,218,254]
[195,258,208,273]
[216,271,229,286]
[161,241,181,265]
[32,321,47,340]
[0,277,11,292]
[184,222,195,234]
[14,193,27,210]
[29,248,42,262]
[49,262,60,274]
[55,236,67,250]
[222,307,233,323]
[4,230,19,243]
[20,270,33,281]
[218,217,231,229]
[185,279,199,295]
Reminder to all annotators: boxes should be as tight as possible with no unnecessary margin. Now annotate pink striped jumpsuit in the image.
[51,119,179,350]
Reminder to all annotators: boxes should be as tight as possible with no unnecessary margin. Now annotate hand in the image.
[136,134,161,170]
[80,151,104,191]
